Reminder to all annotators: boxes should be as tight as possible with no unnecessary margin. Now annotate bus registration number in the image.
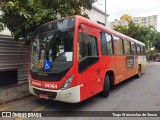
[44,83,58,89]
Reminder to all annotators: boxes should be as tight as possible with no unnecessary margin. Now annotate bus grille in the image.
[33,88,57,99]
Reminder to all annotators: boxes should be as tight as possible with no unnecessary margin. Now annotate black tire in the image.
[100,74,110,97]
[136,65,141,78]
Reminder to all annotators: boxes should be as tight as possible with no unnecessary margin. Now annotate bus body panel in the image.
[123,55,137,81]
[100,56,116,84]
[29,82,81,103]
[76,22,103,101]
[115,56,126,83]
[138,55,147,71]
[29,15,147,103]
[29,64,76,90]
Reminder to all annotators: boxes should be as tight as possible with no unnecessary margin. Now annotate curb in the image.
[0,83,32,105]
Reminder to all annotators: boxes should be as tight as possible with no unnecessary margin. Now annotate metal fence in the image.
[0,35,29,84]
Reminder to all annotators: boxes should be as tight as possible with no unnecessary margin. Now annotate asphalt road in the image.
[0,62,160,120]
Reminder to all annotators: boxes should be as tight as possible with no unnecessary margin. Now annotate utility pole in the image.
[105,0,107,26]
[94,0,107,26]
[93,0,108,27]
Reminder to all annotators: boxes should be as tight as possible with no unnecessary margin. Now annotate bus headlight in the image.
[60,75,74,90]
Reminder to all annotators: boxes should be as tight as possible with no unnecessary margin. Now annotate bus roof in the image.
[33,15,145,46]
[75,15,145,46]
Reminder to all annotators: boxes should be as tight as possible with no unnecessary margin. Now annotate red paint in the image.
[29,16,145,102]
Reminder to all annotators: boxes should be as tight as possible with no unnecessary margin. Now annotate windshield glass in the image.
[31,18,74,74]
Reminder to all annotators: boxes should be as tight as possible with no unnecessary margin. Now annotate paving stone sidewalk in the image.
[0,83,31,104]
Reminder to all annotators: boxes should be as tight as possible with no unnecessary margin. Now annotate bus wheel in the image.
[100,74,110,97]
[136,65,141,78]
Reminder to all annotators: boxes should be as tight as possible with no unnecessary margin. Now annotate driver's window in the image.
[78,32,98,61]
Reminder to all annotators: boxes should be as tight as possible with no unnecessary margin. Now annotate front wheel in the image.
[100,74,110,97]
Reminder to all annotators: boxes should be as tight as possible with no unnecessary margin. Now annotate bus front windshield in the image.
[31,18,74,74]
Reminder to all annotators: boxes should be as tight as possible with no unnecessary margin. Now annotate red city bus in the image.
[29,15,146,103]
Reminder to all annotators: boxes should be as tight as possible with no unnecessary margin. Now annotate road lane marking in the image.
[16,117,24,120]
[32,105,47,111]
[0,97,35,111]
[0,102,25,111]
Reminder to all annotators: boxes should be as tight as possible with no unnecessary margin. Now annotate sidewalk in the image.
[0,83,31,104]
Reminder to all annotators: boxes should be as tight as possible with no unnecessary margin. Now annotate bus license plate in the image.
[39,94,48,99]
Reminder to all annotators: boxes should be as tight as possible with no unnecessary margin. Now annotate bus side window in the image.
[137,44,141,55]
[140,46,144,55]
[131,42,136,55]
[100,32,113,55]
[78,32,98,61]
[113,35,124,55]
[124,40,131,55]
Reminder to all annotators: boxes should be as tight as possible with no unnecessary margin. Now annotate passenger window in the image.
[113,35,123,55]
[79,32,98,61]
[137,44,141,55]
[100,32,113,55]
[140,46,144,55]
[78,32,99,73]
[124,40,131,55]
[131,42,136,55]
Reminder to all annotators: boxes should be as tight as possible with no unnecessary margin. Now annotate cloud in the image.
[95,0,160,21]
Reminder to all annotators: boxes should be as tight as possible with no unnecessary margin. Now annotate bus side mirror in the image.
[82,32,90,45]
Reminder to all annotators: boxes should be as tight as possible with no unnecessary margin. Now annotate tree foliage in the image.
[0,0,95,40]
[0,22,3,31]
[114,21,159,51]
[153,32,160,52]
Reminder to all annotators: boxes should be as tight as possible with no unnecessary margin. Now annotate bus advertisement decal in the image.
[126,56,136,70]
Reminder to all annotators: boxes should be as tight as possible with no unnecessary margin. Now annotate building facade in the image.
[111,14,158,31]
[0,27,11,36]
[86,6,111,28]
[111,19,129,29]
[0,10,11,36]
[132,15,158,30]
[120,14,132,21]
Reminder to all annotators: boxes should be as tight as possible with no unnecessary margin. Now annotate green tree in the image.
[0,21,3,31]
[0,0,95,41]
[153,32,160,52]
[114,21,157,50]
[147,50,157,61]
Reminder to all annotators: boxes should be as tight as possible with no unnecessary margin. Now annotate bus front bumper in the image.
[29,84,81,103]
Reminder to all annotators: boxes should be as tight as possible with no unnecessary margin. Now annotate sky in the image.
[94,0,160,31]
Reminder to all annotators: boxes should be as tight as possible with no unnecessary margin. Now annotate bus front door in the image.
[78,24,102,101]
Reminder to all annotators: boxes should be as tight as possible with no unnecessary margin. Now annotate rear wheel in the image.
[136,65,141,78]
[100,74,110,97]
